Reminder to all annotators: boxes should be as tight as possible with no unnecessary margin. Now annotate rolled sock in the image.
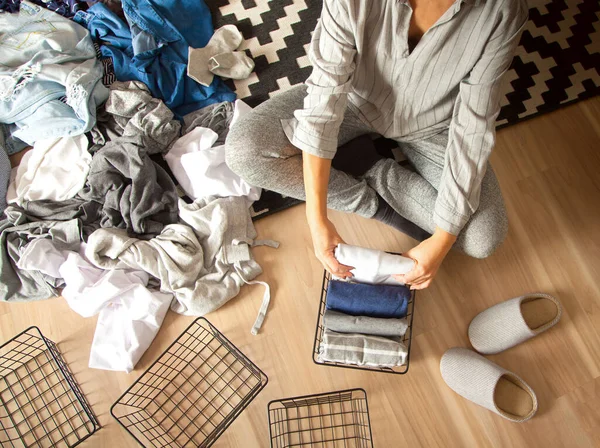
[188,25,244,87]
[318,329,408,367]
[326,280,410,318]
[209,51,255,80]
[334,243,415,285]
[323,310,408,337]
[372,195,431,241]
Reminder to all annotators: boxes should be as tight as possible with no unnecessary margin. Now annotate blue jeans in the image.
[74,0,236,117]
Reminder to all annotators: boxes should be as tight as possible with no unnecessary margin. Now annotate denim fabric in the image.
[325,280,410,318]
[0,2,109,144]
[0,124,27,156]
[74,0,236,117]
[0,0,86,17]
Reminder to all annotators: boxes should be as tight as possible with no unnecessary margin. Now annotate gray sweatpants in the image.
[225,86,508,259]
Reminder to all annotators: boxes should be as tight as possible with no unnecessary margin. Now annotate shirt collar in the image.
[398,0,485,8]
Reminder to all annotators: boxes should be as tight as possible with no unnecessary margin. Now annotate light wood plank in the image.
[0,97,599,447]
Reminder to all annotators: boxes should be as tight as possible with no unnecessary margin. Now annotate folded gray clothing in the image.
[318,329,408,368]
[323,310,408,337]
[0,207,80,302]
[181,101,234,143]
[85,196,263,317]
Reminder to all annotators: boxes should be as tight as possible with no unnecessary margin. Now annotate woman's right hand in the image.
[308,216,354,278]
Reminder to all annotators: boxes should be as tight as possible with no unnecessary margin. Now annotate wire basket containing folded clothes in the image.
[268,388,373,448]
[312,245,416,374]
[111,318,268,447]
[0,327,100,447]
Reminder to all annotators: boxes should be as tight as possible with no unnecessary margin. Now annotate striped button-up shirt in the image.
[285,0,527,234]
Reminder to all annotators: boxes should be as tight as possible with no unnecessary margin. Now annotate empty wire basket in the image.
[0,326,100,447]
[313,269,416,374]
[268,388,373,448]
[111,318,268,447]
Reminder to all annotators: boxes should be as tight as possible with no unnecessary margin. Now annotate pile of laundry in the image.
[0,0,272,373]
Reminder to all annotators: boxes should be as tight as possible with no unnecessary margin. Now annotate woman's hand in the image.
[302,151,353,277]
[393,227,457,290]
[309,216,354,278]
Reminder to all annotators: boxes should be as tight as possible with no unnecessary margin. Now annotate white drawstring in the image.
[231,238,279,335]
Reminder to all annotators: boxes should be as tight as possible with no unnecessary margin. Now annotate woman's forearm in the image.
[303,152,332,226]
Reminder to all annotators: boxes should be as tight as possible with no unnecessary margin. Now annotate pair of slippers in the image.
[440,293,562,422]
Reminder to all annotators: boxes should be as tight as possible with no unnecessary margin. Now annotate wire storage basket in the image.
[268,388,373,448]
[111,318,268,447]
[0,326,100,447]
[313,269,416,374]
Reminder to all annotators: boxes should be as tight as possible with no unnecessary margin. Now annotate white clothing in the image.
[334,244,415,285]
[165,100,260,201]
[7,135,91,205]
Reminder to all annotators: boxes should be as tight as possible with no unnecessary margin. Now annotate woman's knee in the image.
[459,202,508,259]
[225,117,263,183]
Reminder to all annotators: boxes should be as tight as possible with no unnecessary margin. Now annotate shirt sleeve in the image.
[287,0,357,159]
[433,0,528,235]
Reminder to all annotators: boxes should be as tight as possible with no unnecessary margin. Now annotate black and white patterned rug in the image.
[206,0,600,219]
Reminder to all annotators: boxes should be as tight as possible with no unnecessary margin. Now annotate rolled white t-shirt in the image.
[334,244,415,285]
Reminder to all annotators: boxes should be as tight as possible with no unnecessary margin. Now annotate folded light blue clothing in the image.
[323,310,408,337]
[325,280,410,318]
[74,0,236,117]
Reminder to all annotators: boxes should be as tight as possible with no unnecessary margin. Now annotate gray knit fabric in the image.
[323,310,408,337]
[85,196,263,317]
[79,81,181,237]
[0,207,80,302]
[318,329,407,367]
[226,85,508,259]
[19,198,101,239]
[468,293,562,355]
[0,138,10,215]
[181,101,234,141]
[440,347,538,423]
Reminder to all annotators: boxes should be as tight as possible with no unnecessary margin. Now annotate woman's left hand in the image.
[393,227,457,290]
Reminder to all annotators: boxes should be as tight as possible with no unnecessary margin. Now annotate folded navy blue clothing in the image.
[325,280,410,318]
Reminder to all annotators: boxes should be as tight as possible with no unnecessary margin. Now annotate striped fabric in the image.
[318,329,408,367]
[284,0,528,234]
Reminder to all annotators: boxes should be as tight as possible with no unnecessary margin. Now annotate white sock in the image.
[208,51,255,80]
[187,25,244,86]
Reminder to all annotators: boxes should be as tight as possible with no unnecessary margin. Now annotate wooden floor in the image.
[1,97,599,447]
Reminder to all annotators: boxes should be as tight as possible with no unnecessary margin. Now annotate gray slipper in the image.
[440,348,538,423]
[468,293,562,355]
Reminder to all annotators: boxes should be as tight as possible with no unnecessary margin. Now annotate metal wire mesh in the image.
[268,389,373,448]
[111,318,268,447]
[0,327,100,448]
[313,269,416,374]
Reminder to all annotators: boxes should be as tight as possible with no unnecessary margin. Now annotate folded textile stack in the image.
[0,1,268,373]
[318,244,415,368]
